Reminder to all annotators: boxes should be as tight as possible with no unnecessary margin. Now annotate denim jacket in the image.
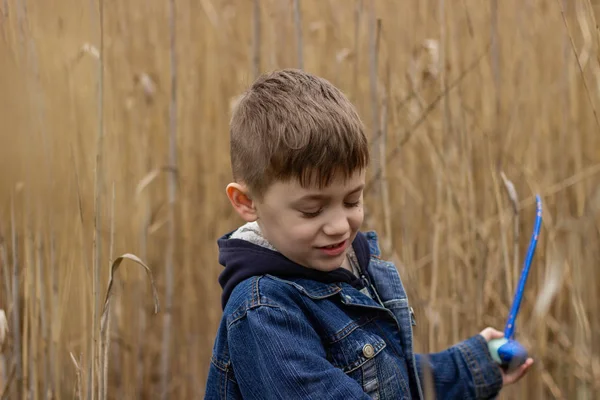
[205,230,503,399]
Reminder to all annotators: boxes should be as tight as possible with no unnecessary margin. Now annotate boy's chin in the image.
[309,255,347,272]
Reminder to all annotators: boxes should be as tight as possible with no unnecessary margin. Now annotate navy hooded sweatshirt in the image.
[217,231,372,310]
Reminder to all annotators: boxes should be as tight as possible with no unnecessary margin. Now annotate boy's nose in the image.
[323,211,350,237]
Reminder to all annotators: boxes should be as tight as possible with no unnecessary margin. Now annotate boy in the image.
[204,69,533,399]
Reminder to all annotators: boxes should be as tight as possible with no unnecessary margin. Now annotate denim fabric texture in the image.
[204,231,503,399]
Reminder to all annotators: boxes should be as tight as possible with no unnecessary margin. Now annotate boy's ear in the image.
[226,183,258,222]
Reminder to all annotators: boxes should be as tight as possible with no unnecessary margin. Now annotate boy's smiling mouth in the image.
[317,239,348,256]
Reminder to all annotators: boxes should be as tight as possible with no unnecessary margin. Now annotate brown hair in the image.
[229,69,369,199]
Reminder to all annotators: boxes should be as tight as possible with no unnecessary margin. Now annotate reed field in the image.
[1,0,600,398]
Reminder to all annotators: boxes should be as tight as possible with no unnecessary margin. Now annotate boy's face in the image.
[246,169,365,272]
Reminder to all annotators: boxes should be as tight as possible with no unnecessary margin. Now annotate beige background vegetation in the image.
[0,0,599,398]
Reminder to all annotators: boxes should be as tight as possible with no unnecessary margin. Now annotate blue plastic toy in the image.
[487,195,542,372]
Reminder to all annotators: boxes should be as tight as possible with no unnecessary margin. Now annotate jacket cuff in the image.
[456,334,504,399]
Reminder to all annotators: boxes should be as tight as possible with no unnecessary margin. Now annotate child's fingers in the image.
[503,358,534,385]
[479,327,505,341]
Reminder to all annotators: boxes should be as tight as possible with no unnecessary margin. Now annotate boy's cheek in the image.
[350,209,364,228]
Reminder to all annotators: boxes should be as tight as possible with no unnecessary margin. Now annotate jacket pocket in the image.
[325,322,412,399]
[327,327,386,373]
[327,327,385,398]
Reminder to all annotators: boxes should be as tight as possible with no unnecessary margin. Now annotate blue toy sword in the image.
[487,194,542,371]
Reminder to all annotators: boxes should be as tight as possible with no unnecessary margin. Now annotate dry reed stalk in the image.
[428,176,442,352]
[20,204,29,400]
[70,352,83,400]
[0,309,7,392]
[419,354,435,400]
[35,226,49,400]
[571,1,589,217]
[90,0,105,397]
[0,310,6,346]
[415,162,600,272]
[68,140,91,399]
[438,0,455,347]
[161,0,177,397]
[487,0,514,309]
[569,234,593,398]
[98,183,114,400]
[557,0,600,132]
[99,253,159,398]
[252,0,261,77]
[13,0,54,392]
[134,175,152,396]
[444,6,464,345]
[490,0,500,118]
[367,3,380,185]
[33,240,41,400]
[0,345,4,393]
[559,2,574,394]
[25,210,37,400]
[1,366,15,400]
[49,229,58,398]
[379,62,392,255]
[134,173,154,397]
[585,189,600,399]
[489,166,512,305]
[353,0,362,98]
[500,172,519,300]
[10,193,21,400]
[293,0,303,70]
[0,226,10,319]
[365,42,491,191]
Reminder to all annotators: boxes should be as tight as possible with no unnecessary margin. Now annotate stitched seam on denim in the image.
[301,286,342,299]
[474,335,502,397]
[211,355,228,372]
[470,336,490,397]
[219,361,226,399]
[227,303,281,327]
[459,341,485,398]
[326,315,378,344]
[264,275,342,299]
[382,299,409,307]
[257,276,263,306]
[226,369,237,384]
[223,367,228,399]
[229,298,251,323]
[251,276,257,308]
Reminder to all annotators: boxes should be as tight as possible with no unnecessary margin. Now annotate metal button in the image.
[362,344,375,358]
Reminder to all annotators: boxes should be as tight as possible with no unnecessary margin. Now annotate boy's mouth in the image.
[318,240,348,256]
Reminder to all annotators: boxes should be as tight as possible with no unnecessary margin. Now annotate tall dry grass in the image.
[0,0,599,398]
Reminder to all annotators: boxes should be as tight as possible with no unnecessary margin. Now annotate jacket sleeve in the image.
[227,304,372,400]
[414,334,504,400]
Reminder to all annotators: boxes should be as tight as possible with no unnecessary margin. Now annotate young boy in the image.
[204,69,533,399]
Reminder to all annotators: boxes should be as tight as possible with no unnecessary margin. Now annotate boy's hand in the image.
[479,327,534,386]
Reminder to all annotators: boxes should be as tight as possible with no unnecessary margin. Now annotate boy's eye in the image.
[300,209,323,218]
[300,201,360,218]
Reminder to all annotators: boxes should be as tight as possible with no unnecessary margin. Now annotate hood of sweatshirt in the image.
[217,222,371,309]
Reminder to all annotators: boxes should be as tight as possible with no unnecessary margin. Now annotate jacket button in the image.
[362,344,375,358]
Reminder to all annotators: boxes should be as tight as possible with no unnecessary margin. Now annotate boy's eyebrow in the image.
[294,184,364,202]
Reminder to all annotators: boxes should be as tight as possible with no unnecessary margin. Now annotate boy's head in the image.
[226,69,370,272]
